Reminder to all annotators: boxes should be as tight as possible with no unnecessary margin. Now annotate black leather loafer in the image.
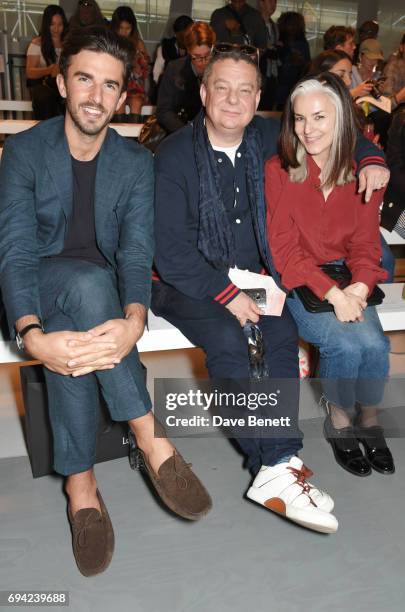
[356,425,395,475]
[324,416,371,476]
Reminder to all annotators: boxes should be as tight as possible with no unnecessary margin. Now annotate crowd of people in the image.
[25,2,405,149]
[0,0,403,578]
[26,1,149,121]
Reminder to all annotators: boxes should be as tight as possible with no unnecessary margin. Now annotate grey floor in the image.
[1,356,405,612]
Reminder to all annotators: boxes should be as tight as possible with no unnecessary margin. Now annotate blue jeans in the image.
[380,233,395,283]
[152,281,303,475]
[287,292,389,409]
[38,258,152,476]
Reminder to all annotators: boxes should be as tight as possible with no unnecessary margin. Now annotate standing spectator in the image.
[111,6,150,119]
[352,38,383,85]
[381,34,405,111]
[26,4,68,120]
[156,22,216,134]
[358,20,379,43]
[354,20,379,64]
[258,0,279,110]
[323,25,373,99]
[69,0,105,31]
[153,15,193,85]
[323,25,356,58]
[352,39,391,148]
[210,0,266,48]
[275,11,310,109]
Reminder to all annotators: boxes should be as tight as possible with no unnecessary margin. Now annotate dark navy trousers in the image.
[152,281,303,475]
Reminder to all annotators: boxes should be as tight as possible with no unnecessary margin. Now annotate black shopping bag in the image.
[20,364,146,478]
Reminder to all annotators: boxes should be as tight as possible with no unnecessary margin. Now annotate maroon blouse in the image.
[265,155,388,300]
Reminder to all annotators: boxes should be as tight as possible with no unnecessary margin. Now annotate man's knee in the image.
[60,266,118,314]
[203,318,249,373]
[260,308,299,349]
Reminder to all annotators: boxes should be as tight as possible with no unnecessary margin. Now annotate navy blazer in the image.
[0,116,154,334]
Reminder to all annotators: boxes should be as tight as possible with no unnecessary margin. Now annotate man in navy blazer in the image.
[0,26,211,577]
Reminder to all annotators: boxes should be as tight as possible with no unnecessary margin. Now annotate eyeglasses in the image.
[212,43,259,65]
[189,52,212,64]
[78,0,92,7]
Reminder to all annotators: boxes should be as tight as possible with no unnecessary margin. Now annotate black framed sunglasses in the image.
[212,43,259,64]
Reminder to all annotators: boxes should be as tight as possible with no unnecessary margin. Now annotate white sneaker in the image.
[246,456,338,534]
[307,481,334,513]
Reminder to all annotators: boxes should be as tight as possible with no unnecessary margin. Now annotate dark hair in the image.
[359,20,379,40]
[203,50,262,90]
[59,25,134,90]
[323,25,355,51]
[173,15,193,34]
[110,6,138,39]
[69,0,105,31]
[278,11,306,43]
[308,49,352,75]
[279,72,358,189]
[39,4,68,65]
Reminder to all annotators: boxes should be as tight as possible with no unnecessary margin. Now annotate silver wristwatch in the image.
[16,321,44,351]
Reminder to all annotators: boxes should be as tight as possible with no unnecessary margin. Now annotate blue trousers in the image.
[287,292,390,409]
[380,233,395,283]
[152,281,303,475]
[38,259,152,476]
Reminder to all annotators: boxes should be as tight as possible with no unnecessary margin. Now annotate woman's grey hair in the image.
[286,77,356,188]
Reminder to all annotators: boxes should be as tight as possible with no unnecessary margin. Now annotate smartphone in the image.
[244,288,267,310]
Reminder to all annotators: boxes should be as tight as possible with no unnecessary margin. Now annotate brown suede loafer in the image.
[137,449,212,520]
[68,489,114,577]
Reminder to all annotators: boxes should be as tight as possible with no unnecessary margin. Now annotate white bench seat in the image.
[376,283,405,331]
[1,284,404,365]
[0,311,194,364]
[0,100,33,113]
[0,119,143,138]
[381,227,405,246]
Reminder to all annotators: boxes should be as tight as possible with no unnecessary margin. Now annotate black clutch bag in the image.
[295,263,385,313]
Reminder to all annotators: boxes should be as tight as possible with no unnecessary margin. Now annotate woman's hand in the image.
[49,63,59,78]
[351,81,373,99]
[325,286,366,322]
[343,282,369,302]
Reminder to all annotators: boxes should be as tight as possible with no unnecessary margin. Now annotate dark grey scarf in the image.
[193,109,271,275]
